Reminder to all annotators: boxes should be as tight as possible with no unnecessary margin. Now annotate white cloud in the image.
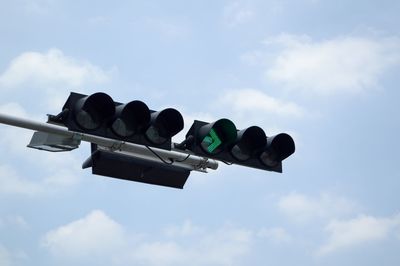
[257,227,293,244]
[223,1,255,26]
[0,165,44,196]
[164,220,204,238]
[0,49,116,114]
[145,18,190,40]
[0,160,81,197]
[317,213,400,256]
[0,243,27,265]
[129,223,253,266]
[0,215,29,230]
[42,210,125,258]
[220,88,305,117]
[264,34,400,95]
[0,102,30,119]
[278,192,359,223]
[130,241,187,266]
[0,244,12,266]
[87,16,109,26]
[42,213,254,266]
[0,48,113,90]
[196,225,253,265]
[218,88,306,123]
[22,0,57,15]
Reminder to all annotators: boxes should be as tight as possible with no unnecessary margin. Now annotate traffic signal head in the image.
[50,92,183,150]
[184,120,295,173]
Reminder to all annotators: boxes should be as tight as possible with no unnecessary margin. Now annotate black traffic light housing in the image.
[82,144,190,189]
[49,92,184,150]
[183,120,295,173]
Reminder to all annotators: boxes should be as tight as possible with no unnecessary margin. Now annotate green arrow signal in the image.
[203,129,222,153]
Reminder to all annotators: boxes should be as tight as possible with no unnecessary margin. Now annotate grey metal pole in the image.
[0,112,218,171]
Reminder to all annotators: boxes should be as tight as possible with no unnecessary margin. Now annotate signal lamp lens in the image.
[231,145,249,161]
[260,149,279,167]
[259,133,295,167]
[145,125,166,145]
[230,126,266,161]
[74,93,115,130]
[199,119,237,155]
[111,101,150,138]
[145,108,184,145]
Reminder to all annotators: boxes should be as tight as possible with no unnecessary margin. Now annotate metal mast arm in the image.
[0,112,218,172]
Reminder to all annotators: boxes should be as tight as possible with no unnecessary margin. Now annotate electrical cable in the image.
[221,160,233,165]
[145,145,174,165]
[174,153,191,162]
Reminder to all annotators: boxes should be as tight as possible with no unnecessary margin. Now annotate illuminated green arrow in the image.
[203,128,222,153]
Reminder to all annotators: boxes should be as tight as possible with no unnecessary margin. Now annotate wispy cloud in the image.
[220,88,305,118]
[42,211,255,266]
[42,210,125,258]
[0,49,113,90]
[223,1,255,27]
[317,213,400,256]
[0,165,44,197]
[0,244,12,266]
[145,18,190,40]
[0,102,30,119]
[22,0,57,15]
[0,160,81,197]
[0,215,29,231]
[129,224,253,266]
[163,220,204,238]
[257,227,293,244]
[278,192,360,223]
[0,243,27,266]
[0,49,116,113]
[264,34,400,95]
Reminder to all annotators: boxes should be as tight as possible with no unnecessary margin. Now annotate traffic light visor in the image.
[73,93,115,130]
[231,126,267,161]
[199,119,237,154]
[111,101,150,138]
[145,108,184,145]
[260,133,295,167]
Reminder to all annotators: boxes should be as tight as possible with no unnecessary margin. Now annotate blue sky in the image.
[1,0,400,265]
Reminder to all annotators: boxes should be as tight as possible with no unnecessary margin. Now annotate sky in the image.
[0,0,400,265]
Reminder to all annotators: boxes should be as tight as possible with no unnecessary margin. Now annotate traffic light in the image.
[182,119,295,172]
[48,92,184,150]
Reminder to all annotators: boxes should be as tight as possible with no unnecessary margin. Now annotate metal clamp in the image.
[195,157,210,171]
[109,141,125,151]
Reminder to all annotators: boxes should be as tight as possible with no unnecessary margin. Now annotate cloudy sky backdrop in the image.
[1,0,400,265]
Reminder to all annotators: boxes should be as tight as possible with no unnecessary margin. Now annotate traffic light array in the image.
[181,119,295,173]
[49,92,184,150]
[47,92,295,188]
